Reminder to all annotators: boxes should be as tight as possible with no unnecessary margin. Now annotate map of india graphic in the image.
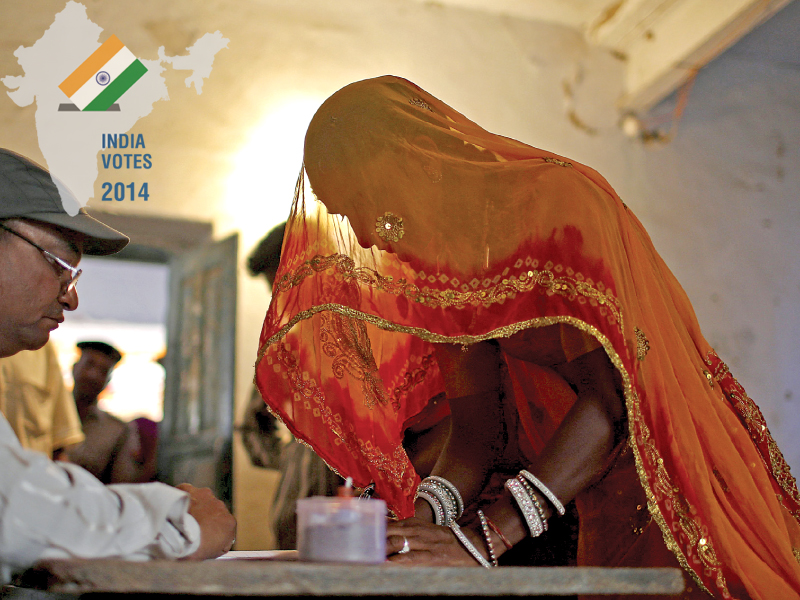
[2,1,228,214]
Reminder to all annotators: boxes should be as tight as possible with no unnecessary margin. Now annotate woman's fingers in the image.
[385,518,481,566]
[386,533,409,555]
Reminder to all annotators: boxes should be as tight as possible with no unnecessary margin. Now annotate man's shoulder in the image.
[87,406,128,433]
[98,409,126,427]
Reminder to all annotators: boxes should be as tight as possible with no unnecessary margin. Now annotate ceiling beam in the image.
[405,0,793,114]
[589,0,793,113]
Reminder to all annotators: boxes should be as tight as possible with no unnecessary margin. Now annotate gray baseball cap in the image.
[0,148,129,255]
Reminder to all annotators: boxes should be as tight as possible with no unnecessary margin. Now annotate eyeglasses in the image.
[1,223,82,293]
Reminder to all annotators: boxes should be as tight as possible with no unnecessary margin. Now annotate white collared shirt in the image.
[0,411,200,583]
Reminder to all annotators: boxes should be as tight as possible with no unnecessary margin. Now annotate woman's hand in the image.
[386,517,485,566]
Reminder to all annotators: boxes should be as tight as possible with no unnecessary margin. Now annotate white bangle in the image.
[519,470,565,516]
[477,510,499,567]
[505,477,544,537]
[418,477,462,524]
[416,489,446,525]
[450,522,493,568]
[426,476,464,518]
[517,476,548,532]
[418,482,456,525]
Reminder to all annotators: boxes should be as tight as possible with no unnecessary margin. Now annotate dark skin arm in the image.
[387,342,623,565]
[411,341,505,523]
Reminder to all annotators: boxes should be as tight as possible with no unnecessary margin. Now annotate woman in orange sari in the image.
[255,76,800,599]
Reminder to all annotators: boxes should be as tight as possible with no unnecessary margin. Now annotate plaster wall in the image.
[1,0,797,549]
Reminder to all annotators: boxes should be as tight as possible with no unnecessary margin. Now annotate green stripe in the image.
[83,60,147,111]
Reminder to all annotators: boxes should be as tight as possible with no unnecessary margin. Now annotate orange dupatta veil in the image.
[255,76,800,599]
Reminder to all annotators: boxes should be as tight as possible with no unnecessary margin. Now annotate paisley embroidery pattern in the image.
[276,342,413,490]
[320,312,387,409]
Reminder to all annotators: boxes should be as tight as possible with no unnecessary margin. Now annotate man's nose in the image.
[59,286,79,311]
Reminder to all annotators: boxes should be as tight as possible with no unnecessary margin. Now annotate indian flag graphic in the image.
[59,35,147,111]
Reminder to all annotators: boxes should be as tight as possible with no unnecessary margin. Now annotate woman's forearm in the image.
[420,342,505,519]
[484,392,616,551]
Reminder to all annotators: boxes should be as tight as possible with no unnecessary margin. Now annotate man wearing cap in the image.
[65,341,147,483]
[0,148,235,582]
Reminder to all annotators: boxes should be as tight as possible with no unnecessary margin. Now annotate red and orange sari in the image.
[255,76,800,598]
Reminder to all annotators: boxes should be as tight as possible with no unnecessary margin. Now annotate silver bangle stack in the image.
[415,476,464,526]
[519,470,566,516]
[450,522,493,568]
[476,510,499,567]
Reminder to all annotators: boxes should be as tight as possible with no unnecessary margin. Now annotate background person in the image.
[239,222,343,550]
[65,341,147,483]
[0,340,83,460]
[129,415,160,483]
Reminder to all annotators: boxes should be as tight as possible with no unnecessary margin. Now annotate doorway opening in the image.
[51,212,238,508]
[50,257,169,422]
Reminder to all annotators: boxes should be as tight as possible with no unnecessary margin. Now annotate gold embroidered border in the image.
[705,350,800,514]
[258,310,626,499]
[260,304,614,362]
[627,387,718,596]
[258,306,714,592]
[256,393,362,487]
[257,346,437,506]
[272,253,624,333]
[254,353,348,483]
[274,341,413,490]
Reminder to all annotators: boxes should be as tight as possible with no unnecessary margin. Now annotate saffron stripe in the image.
[69,47,136,110]
[83,60,147,111]
[59,35,124,97]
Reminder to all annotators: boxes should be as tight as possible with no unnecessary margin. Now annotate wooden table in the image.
[8,552,685,598]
